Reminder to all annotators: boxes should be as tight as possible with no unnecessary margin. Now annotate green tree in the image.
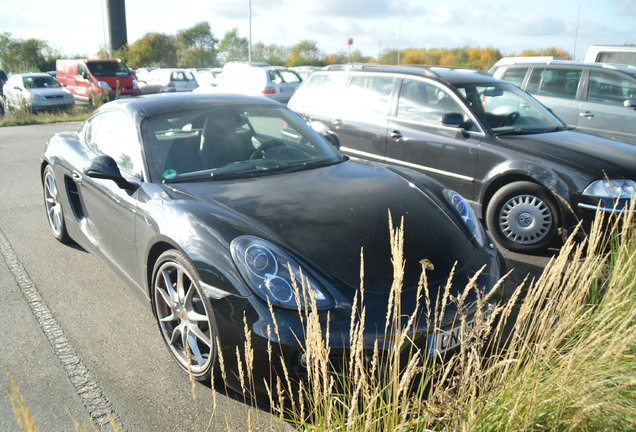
[177,22,218,67]
[0,32,59,72]
[251,42,288,66]
[518,47,572,59]
[126,33,178,69]
[218,29,249,64]
[287,40,323,66]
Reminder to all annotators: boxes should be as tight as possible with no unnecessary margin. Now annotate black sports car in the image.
[41,93,504,395]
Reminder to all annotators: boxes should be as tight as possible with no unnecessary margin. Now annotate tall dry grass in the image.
[224,205,636,431]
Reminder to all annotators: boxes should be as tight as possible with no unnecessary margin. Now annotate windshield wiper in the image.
[495,127,563,136]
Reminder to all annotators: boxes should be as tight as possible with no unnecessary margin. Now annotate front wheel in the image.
[152,250,218,382]
[486,181,560,253]
[43,165,70,243]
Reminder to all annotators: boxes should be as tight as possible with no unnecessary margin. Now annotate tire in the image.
[152,250,218,382]
[43,165,71,243]
[486,181,560,253]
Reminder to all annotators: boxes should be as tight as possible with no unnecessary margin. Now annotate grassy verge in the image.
[0,106,92,126]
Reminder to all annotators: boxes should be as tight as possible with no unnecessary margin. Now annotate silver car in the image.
[138,68,199,94]
[212,62,302,104]
[3,72,74,112]
[490,59,636,145]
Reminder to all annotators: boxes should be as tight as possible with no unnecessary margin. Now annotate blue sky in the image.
[1,0,635,61]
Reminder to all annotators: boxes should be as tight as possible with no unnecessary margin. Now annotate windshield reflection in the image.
[142,105,344,183]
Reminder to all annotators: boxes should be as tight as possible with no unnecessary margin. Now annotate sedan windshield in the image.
[142,104,345,182]
[454,82,566,135]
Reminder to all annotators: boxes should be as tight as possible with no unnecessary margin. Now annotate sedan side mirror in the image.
[441,112,466,128]
[310,121,341,148]
[84,155,135,190]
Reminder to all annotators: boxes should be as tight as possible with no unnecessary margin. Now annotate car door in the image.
[577,70,636,145]
[384,78,482,200]
[330,74,396,160]
[4,75,23,108]
[77,110,143,280]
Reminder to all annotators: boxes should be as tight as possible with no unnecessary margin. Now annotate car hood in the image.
[30,87,71,98]
[497,130,636,177]
[165,161,479,294]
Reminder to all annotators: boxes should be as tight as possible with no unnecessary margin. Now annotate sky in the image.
[1,0,635,62]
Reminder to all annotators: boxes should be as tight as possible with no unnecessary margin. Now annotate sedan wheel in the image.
[486,181,559,253]
[152,250,217,382]
[43,165,70,243]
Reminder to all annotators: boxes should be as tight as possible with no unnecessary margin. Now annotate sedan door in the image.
[384,78,481,200]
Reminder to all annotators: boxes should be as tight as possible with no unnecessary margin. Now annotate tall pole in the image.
[106,0,128,53]
[397,15,403,65]
[248,0,252,63]
[573,3,582,60]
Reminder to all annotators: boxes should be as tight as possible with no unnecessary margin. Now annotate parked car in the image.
[490,58,636,145]
[137,68,199,94]
[208,62,302,103]
[0,69,8,95]
[190,68,223,90]
[584,45,636,66]
[2,72,74,112]
[56,58,140,103]
[41,92,503,396]
[288,65,636,254]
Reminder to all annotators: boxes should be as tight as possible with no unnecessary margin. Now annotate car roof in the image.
[99,93,282,118]
[313,64,499,85]
[494,59,636,74]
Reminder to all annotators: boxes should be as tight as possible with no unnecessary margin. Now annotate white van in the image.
[584,45,636,66]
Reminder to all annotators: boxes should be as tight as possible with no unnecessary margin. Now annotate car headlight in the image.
[98,81,112,90]
[444,189,486,247]
[583,179,636,199]
[231,236,333,310]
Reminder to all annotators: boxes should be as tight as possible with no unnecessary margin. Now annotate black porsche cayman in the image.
[41,93,504,394]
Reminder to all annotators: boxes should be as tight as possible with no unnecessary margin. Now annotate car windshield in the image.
[87,61,131,77]
[454,82,566,135]
[142,104,345,183]
[24,75,60,88]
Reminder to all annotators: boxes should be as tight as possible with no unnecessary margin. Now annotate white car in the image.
[3,72,74,112]
[210,62,302,104]
[138,68,199,94]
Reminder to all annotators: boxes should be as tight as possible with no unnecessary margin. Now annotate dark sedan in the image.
[41,93,503,395]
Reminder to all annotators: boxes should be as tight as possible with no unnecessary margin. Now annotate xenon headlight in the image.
[583,179,636,199]
[444,189,486,247]
[231,236,333,310]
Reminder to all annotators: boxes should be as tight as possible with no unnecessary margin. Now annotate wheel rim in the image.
[44,170,64,237]
[153,261,213,375]
[498,194,553,245]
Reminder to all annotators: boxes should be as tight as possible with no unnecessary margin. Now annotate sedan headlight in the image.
[444,189,486,247]
[231,236,333,310]
[98,81,112,90]
[583,179,636,199]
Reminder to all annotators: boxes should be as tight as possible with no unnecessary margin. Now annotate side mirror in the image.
[310,121,341,148]
[84,155,135,190]
[440,112,466,128]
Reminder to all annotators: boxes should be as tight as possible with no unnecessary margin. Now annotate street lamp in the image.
[397,15,404,65]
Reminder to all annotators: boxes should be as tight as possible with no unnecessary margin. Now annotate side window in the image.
[587,71,636,105]
[78,63,87,79]
[502,68,529,87]
[397,79,463,124]
[346,75,396,116]
[293,74,349,115]
[536,68,581,99]
[84,111,142,177]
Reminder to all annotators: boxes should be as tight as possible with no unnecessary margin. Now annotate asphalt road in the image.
[0,122,553,431]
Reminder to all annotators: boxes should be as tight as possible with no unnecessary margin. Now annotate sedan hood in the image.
[167,161,478,294]
[498,130,636,177]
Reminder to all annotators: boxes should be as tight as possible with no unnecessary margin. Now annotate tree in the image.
[217,29,249,64]
[0,32,59,72]
[177,22,218,68]
[251,42,288,66]
[287,40,323,66]
[518,48,572,59]
[126,33,178,69]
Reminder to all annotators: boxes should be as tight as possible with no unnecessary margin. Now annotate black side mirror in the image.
[310,121,341,148]
[84,155,135,190]
[440,112,466,128]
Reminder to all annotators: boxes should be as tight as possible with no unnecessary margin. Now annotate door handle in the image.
[72,170,83,184]
[390,130,403,139]
[579,111,594,119]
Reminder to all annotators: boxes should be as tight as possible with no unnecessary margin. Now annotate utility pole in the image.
[107,0,128,53]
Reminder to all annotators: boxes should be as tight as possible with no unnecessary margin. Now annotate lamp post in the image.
[397,15,403,65]
[248,0,252,63]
